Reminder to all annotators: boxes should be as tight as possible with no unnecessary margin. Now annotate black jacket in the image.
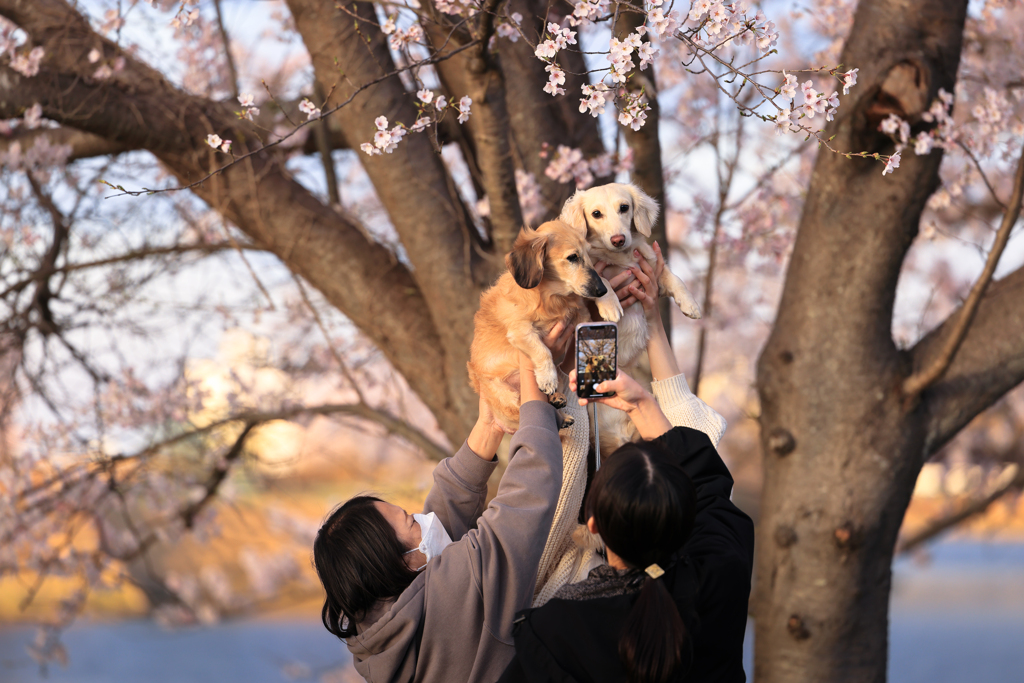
[498,426,755,683]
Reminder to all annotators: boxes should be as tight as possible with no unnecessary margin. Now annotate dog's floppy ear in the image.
[560,191,588,237]
[627,184,659,238]
[505,226,548,289]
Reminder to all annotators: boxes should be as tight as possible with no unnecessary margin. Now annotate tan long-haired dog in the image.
[561,183,701,456]
[468,220,623,433]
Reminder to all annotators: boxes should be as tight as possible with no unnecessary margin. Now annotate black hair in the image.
[313,496,419,639]
[585,441,698,683]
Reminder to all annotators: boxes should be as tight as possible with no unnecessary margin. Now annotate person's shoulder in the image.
[654,425,715,451]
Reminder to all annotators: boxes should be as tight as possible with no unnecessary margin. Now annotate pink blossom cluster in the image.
[579,83,611,117]
[99,9,125,34]
[0,135,72,183]
[361,116,407,156]
[8,45,44,78]
[495,12,523,42]
[362,92,470,155]
[688,1,776,53]
[534,22,577,61]
[381,15,424,51]
[543,146,633,189]
[206,133,232,154]
[298,98,321,120]
[87,48,126,81]
[569,0,609,28]
[516,169,545,225]
[237,93,260,121]
[435,0,478,17]
[618,92,651,131]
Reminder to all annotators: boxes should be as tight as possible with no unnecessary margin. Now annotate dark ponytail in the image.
[586,441,697,683]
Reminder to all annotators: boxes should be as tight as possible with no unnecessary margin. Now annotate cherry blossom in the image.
[205,134,232,154]
[10,46,44,77]
[579,83,610,117]
[458,97,472,124]
[298,98,321,120]
[23,103,43,130]
[882,150,902,176]
[774,108,793,135]
[780,72,798,100]
[417,89,434,104]
[842,68,859,95]
[496,13,523,42]
[544,64,566,96]
[435,95,447,111]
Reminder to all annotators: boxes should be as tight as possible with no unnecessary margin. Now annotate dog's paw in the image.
[556,411,575,430]
[677,296,702,320]
[536,365,558,395]
[597,295,623,323]
[548,392,568,409]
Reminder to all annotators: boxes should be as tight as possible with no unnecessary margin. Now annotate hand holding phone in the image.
[575,322,617,399]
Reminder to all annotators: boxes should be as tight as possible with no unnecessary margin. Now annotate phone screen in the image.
[576,323,617,398]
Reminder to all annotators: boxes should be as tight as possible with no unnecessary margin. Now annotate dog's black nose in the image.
[611,234,626,248]
[590,272,608,298]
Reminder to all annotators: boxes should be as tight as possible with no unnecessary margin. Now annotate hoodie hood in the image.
[346,572,427,683]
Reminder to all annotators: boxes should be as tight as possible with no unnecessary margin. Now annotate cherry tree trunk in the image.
[753,0,968,681]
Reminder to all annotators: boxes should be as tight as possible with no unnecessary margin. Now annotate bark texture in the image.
[753,1,990,681]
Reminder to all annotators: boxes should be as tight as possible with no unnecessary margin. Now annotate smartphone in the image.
[575,322,618,399]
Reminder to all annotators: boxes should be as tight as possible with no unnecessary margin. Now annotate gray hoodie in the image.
[345,400,563,683]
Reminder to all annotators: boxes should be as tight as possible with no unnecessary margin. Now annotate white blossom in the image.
[842,68,858,96]
[417,89,434,104]
[458,96,472,123]
[780,72,798,101]
[298,99,321,120]
[882,149,901,176]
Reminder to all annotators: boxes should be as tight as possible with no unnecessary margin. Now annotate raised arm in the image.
[423,399,505,541]
[626,243,727,445]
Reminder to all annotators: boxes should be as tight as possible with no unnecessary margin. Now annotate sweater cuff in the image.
[450,441,500,491]
[651,373,697,410]
[516,400,558,432]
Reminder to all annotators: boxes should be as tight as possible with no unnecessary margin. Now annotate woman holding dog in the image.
[499,249,755,683]
[312,324,576,683]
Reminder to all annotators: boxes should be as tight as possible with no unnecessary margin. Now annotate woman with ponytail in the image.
[498,250,754,683]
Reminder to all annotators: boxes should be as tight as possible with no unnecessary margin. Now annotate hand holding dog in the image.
[568,368,672,440]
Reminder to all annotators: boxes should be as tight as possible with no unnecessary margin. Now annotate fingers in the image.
[607,269,635,290]
[593,261,608,276]
[544,320,566,346]
[627,283,649,305]
[620,295,638,308]
[653,240,666,278]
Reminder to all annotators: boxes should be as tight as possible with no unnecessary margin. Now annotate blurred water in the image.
[2,541,1022,682]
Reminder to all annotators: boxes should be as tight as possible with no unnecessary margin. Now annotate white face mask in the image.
[404,512,453,571]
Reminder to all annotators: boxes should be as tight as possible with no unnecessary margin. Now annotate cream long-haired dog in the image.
[468,220,623,433]
[561,183,701,453]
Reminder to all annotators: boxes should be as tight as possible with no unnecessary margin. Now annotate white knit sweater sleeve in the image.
[650,373,727,447]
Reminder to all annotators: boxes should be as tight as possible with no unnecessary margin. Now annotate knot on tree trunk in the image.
[768,427,796,456]
[787,614,811,641]
[833,522,862,551]
[774,524,798,548]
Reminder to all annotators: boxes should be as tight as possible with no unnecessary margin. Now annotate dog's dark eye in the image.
[619,203,629,213]
[567,253,580,264]
[591,210,602,219]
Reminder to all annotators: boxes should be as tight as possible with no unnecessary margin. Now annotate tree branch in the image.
[0,0,473,442]
[903,146,1024,400]
[897,464,1024,554]
[0,126,132,160]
